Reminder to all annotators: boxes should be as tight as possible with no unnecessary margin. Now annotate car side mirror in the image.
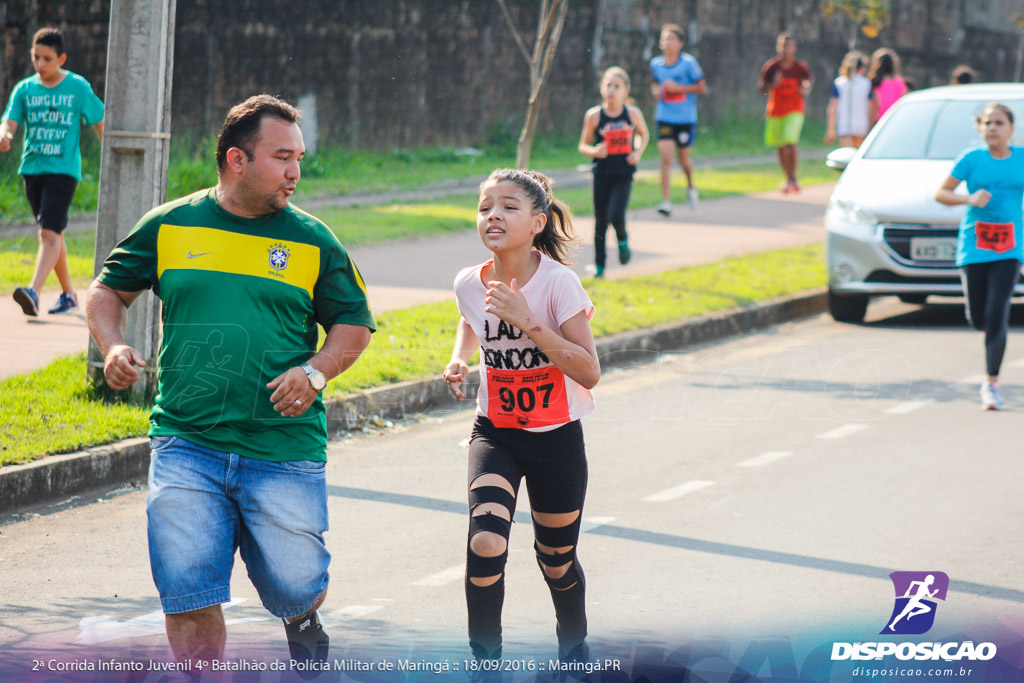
[825,147,858,171]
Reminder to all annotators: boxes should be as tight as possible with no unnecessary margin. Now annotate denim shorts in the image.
[147,436,330,618]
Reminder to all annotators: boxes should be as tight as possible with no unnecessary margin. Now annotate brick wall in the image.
[2,0,1021,151]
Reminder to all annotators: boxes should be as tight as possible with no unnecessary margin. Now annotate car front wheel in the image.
[828,288,869,323]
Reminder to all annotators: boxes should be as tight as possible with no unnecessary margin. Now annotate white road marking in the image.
[884,399,935,415]
[580,516,616,533]
[325,604,384,621]
[76,598,264,644]
[411,564,465,587]
[643,480,715,502]
[737,451,794,468]
[816,424,867,440]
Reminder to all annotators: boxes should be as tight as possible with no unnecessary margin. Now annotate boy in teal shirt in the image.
[1,27,104,316]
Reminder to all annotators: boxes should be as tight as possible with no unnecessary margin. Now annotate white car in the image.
[824,83,1024,322]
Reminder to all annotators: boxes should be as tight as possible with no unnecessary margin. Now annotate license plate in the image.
[910,237,956,261]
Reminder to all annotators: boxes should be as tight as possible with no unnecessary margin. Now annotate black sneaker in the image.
[13,286,39,316]
[47,292,79,315]
[557,642,592,681]
[283,610,330,678]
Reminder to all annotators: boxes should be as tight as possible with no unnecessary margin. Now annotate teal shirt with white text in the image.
[1,71,105,180]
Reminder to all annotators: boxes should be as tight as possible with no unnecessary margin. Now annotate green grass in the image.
[0,115,830,226]
[0,243,825,466]
[0,353,151,465]
[556,162,836,216]
[0,162,835,290]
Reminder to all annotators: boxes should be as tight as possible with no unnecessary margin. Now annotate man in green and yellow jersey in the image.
[87,95,374,672]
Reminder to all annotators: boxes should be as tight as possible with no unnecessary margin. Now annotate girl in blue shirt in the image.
[935,102,1024,410]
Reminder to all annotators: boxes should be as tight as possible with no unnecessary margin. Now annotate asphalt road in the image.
[2,298,1022,682]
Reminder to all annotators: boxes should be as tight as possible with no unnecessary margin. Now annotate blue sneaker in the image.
[47,292,79,315]
[13,286,39,317]
[618,239,631,265]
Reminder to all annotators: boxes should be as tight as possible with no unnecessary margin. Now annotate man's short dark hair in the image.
[216,95,302,171]
[33,28,65,56]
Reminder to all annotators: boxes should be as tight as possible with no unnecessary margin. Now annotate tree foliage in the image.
[821,0,891,46]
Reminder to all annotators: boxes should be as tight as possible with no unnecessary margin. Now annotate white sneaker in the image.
[657,201,672,216]
[687,187,699,210]
[980,381,1005,411]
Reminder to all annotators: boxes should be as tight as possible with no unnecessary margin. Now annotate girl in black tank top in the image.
[593,106,636,176]
[578,67,650,277]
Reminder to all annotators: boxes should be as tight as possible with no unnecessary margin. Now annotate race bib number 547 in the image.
[975,221,1016,254]
[486,366,569,429]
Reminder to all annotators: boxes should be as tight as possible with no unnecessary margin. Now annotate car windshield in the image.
[862,98,1024,160]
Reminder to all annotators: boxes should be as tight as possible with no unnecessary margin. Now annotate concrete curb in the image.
[0,288,827,519]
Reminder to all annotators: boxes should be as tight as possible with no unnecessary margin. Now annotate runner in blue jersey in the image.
[936,102,1024,410]
[649,23,706,216]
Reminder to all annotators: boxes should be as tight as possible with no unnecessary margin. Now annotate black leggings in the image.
[593,173,633,268]
[960,259,1021,376]
[465,416,588,659]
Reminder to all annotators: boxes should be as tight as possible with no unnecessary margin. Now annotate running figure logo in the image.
[881,571,949,635]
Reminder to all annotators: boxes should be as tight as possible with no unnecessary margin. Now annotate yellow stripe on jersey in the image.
[157,225,320,297]
[350,258,368,296]
[288,203,369,296]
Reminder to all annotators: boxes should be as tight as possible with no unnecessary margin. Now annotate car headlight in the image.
[829,197,878,226]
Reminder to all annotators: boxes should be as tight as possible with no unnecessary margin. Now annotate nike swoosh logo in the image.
[187,251,211,259]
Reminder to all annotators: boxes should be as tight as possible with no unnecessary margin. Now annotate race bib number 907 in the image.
[486,366,570,429]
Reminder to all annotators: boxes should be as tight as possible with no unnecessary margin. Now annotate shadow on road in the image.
[861,300,1024,330]
[323,488,1022,604]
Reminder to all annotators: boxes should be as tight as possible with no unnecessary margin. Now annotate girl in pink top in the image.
[869,48,908,122]
[443,169,599,668]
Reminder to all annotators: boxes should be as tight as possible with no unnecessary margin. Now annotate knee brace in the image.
[533,514,585,591]
[466,484,516,580]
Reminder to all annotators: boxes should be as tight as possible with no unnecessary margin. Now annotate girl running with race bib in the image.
[935,102,1024,410]
[578,66,649,278]
[443,169,600,668]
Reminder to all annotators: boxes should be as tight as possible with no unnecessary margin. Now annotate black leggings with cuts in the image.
[464,416,588,660]
[960,259,1021,377]
[592,173,633,269]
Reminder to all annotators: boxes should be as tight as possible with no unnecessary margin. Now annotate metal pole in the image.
[88,0,176,399]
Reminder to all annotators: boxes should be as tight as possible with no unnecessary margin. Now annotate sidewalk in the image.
[0,168,834,381]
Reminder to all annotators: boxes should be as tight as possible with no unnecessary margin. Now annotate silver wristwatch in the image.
[301,362,326,391]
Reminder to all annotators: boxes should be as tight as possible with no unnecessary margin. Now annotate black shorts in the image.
[469,416,587,515]
[23,174,78,234]
[657,122,697,148]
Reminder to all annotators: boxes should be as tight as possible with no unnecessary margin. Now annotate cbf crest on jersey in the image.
[268,243,291,271]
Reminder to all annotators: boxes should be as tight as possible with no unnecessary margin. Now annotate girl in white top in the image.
[826,50,872,147]
[443,169,599,666]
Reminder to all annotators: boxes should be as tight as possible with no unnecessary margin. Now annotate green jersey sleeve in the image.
[314,232,376,332]
[97,213,161,293]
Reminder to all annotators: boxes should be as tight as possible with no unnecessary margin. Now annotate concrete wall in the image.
[3,0,1022,151]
